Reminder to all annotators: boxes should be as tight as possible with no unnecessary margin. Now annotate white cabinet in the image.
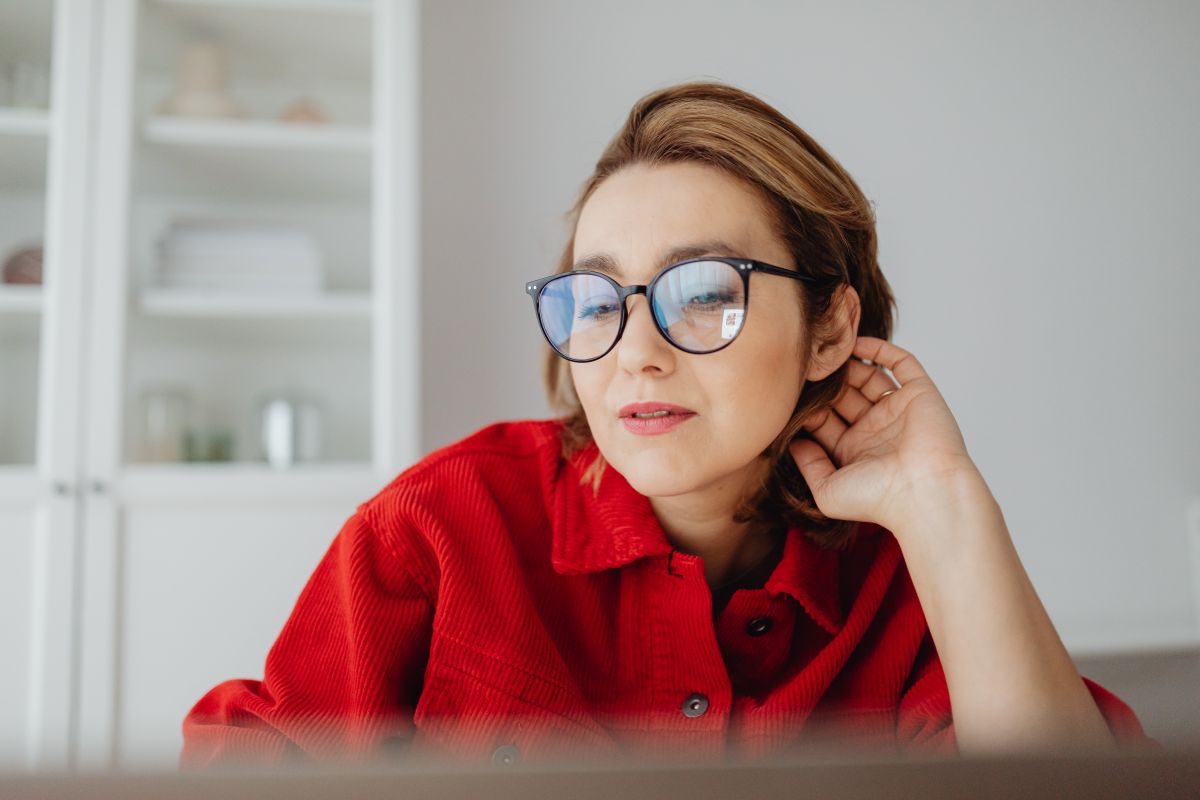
[0,0,420,771]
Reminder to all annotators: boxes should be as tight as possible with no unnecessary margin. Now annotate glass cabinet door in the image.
[73,0,407,772]
[0,0,52,770]
[0,0,53,468]
[117,0,375,472]
[1,0,100,771]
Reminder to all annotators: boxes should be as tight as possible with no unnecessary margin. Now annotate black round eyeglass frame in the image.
[524,256,832,363]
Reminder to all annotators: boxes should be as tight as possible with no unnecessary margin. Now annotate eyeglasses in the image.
[524,257,828,363]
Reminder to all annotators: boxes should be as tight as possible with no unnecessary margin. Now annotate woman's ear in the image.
[805,284,862,382]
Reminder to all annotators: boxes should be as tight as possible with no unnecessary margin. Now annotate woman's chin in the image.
[609,453,698,498]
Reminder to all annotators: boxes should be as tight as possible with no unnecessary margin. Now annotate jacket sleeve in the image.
[179,505,437,768]
[896,633,1163,755]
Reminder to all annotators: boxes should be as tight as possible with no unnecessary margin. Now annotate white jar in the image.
[257,391,322,469]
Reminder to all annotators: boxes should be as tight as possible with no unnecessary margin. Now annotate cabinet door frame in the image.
[373,0,422,476]
[74,0,137,770]
[24,0,105,772]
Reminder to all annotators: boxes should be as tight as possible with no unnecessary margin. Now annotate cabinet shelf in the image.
[138,287,370,319]
[0,285,43,314]
[128,308,369,350]
[0,108,51,138]
[136,117,371,199]
[143,116,370,152]
[119,460,378,504]
[150,0,371,17]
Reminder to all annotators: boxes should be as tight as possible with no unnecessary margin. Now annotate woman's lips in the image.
[620,412,697,435]
[618,401,697,417]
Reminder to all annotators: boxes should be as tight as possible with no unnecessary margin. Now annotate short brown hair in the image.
[542,81,897,550]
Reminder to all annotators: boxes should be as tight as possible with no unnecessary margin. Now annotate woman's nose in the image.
[615,294,673,368]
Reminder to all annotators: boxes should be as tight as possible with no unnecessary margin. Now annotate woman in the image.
[181,81,1155,768]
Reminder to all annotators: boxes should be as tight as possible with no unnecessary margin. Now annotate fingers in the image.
[826,357,900,425]
[847,357,901,400]
[789,438,836,488]
[831,381,872,426]
[852,336,928,387]
[800,337,908,454]
[799,406,845,467]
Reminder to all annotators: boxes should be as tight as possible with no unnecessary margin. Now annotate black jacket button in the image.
[682,692,709,718]
[746,616,774,636]
[491,744,520,766]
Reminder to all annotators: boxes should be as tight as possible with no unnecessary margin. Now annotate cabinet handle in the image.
[52,481,72,497]
[90,481,108,495]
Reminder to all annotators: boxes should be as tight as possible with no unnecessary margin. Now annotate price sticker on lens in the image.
[721,308,744,340]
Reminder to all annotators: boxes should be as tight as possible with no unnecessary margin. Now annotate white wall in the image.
[418,0,1200,655]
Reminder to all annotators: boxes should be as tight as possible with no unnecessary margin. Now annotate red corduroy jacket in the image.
[180,417,1157,768]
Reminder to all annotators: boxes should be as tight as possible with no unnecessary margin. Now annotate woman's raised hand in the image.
[789,336,982,533]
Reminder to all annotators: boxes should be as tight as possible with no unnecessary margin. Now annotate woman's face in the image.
[569,161,807,499]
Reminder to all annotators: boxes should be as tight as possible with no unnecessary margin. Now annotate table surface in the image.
[1,748,1198,800]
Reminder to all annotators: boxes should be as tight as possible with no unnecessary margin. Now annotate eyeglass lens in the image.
[537,260,746,361]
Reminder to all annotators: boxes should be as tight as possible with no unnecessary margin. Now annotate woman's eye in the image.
[577,303,619,320]
[686,291,734,308]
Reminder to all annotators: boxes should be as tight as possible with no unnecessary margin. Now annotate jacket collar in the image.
[531,419,844,636]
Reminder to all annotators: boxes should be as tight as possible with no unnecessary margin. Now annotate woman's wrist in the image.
[884,460,998,550]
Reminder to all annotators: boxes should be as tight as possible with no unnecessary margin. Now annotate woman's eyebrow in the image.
[572,240,744,278]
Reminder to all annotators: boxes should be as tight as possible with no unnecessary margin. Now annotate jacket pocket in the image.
[410,631,618,764]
